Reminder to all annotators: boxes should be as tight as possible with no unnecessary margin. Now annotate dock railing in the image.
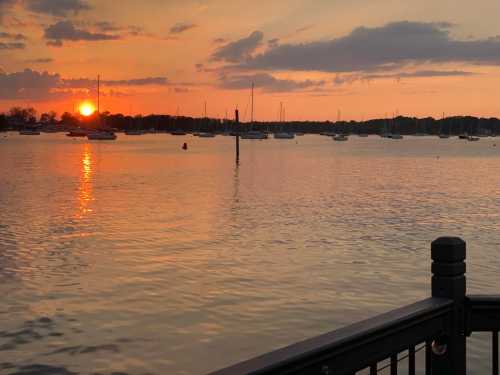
[210,237,500,375]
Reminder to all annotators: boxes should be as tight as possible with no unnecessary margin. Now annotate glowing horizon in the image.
[2,1,500,121]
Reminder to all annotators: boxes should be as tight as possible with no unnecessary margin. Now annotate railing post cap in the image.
[431,237,466,262]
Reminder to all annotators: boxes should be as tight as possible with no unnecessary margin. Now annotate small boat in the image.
[241,131,268,140]
[391,134,403,140]
[87,131,117,140]
[171,131,187,136]
[468,136,480,142]
[67,129,88,137]
[19,130,40,135]
[334,134,348,141]
[198,132,216,138]
[458,134,469,139]
[274,132,295,139]
[439,134,450,139]
[295,132,305,136]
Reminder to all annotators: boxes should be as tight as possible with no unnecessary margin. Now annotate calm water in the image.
[0,133,499,374]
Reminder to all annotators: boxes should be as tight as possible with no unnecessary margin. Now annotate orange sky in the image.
[2,0,500,121]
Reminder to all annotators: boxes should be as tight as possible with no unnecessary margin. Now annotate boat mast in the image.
[97,74,100,114]
[251,82,254,124]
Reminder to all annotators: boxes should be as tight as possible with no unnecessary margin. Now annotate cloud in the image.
[0,31,27,40]
[212,30,263,62]
[362,70,476,80]
[333,70,476,85]
[219,73,324,92]
[0,69,62,100]
[169,22,196,34]
[62,76,168,88]
[24,0,91,16]
[237,21,500,73]
[0,69,169,101]
[44,20,120,46]
[268,38,279,48]
[0,0,16,24]
[24,58,54,63]
[213,37,226,44]
[0,42,25,50]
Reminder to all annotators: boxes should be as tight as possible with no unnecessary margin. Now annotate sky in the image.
[2,0,500,121]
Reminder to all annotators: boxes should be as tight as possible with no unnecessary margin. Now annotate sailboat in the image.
[274,103,295,139]
[391,116,403,139]
[87,75,117,141]
[241,83,268,139]
[438,113,450,139]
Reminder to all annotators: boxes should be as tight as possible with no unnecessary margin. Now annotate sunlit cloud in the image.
[236,22,500,73]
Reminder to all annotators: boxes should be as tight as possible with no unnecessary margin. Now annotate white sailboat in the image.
[241,83,268,139]
[274,103,295,139]
[87,75,117,141]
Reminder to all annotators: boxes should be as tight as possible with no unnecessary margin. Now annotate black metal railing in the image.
[209,237,500,375]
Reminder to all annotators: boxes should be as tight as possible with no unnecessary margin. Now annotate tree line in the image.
[1,106,499,135]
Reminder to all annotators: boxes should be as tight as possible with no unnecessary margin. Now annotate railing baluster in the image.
[370,363,377,375]
[425,340,432,375]
[408,346,415,375]
[494,330,499,375]
[391,354,398,375]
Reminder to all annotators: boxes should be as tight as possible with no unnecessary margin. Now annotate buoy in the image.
[182,142,188,150]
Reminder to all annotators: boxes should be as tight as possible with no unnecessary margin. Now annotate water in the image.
[0,133,499,374]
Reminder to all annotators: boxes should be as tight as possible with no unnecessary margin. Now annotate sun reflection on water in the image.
[77,144,94,218]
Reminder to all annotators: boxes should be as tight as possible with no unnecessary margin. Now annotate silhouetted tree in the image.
[8,107,37,125]
[40,111,57,125]
[0,113,6,131]
[61,112,79,127]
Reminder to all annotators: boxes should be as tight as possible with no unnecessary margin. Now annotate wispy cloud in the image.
[0,69,169,101]
[169,22,197,35]
[0,42,25,50]
[219,72,324,92]
[44,21,121,46]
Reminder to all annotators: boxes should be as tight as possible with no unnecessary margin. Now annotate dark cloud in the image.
[0,42,26,49]
[169,22,197,34]
[237,21,500,73]
[0,69,62,100]
[24,0,91,16]
[0,69,169,101]
[219,73,324,92]
[212,31,263,63]
[44,21,120,46]
[0,31,27,40]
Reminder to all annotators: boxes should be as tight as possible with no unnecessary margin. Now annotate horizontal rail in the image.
[210,298,453,375]
[467,295,500,332]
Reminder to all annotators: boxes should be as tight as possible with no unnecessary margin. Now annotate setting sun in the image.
[79,102,96,117]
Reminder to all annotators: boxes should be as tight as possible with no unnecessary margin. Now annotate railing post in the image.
[431,237,466,375]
